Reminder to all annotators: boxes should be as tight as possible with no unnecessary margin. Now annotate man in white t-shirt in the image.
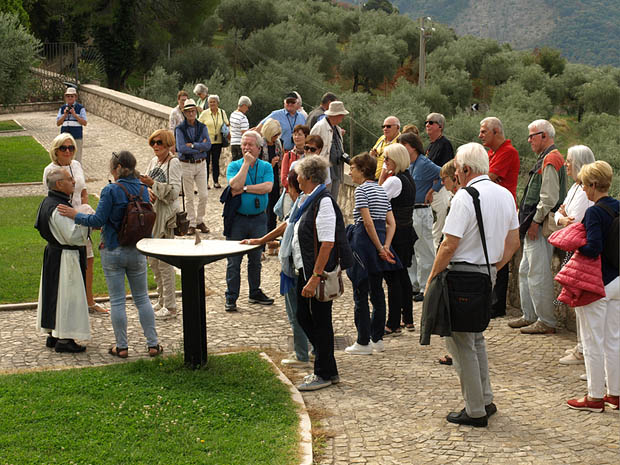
[230,96,252,161]
[426,142,520,427]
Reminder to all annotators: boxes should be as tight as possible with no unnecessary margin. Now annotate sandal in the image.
[384,326,402,337]
[148,344,164,357]
[109,346,128,358]
[405,324,415,332]
[89,303,109,314]
[439,355,453,365]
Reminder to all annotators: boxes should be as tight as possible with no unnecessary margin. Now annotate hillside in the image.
[391,0,620,67]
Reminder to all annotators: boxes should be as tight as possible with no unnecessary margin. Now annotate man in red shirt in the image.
[479,117,520,317]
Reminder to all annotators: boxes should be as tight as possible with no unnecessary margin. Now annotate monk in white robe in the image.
[35,168,90,352]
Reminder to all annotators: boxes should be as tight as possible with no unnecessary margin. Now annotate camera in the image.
[65,104,74,113]
[340,152,351,165]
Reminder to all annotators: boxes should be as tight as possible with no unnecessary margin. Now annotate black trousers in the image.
[491,262,509,317]
[296,271,338,380]
[206,143,222,183]
[385,268,414,329]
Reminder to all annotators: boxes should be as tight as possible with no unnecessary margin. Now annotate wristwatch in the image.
[191,143,195,149]
[312,271,324,278]
[243,186,247,192]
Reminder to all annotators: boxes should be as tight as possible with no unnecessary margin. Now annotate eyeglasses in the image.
[149,139,164,147]
[304,145,318,153]
[382,124,393,129]
[527,131,544,140]
[425,121,438,126]
[285,100,297,104]
[58,145,75,152]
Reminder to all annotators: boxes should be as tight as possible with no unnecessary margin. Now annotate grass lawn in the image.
[0,352,300,465]
[0,195,179,304]
[0,135,50,183]
[0,119,23,132]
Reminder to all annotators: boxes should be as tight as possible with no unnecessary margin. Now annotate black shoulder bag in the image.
[447,186,493,333]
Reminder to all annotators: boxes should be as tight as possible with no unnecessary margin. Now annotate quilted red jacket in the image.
[548,222,605,307]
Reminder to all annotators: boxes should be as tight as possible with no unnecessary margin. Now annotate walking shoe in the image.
[559,350,584,365]
[603,395,619,410]
[580,373,587,381]
[507,317,535,328]
[344,342,372,355]
[55,339,86,353]
[485,403,497,418]
[372,339,385,353]
[196,223,210,233]
[565,344,579,355]
[330,375,340,384]
[282,354,311,367]
[46,335,58,348]
[520,320,556,334]
[413,293,424,302]
[248,290,274,305]
[187,226,196,236]
[567,395,604,412]
[153,302,162,312]
[225,301,238,312]
[446,409,488,427]
[154,307,177,320]
[297,374,331,391]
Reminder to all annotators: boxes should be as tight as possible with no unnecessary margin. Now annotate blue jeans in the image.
[225,212,267,303]
[353,272,386,345]
[284,275,309,362]
[101,246,158,349]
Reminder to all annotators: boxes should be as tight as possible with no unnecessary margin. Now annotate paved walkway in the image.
[0,113,616,464]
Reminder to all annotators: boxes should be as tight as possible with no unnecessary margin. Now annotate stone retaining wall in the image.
[79,84,171,138]
[0,102,62,115]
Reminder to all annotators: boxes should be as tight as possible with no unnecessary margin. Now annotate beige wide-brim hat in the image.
[65,87,77,95]
[325,101,349,116]
[183,99,198,111]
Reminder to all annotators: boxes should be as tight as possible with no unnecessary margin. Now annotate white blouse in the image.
[554,183,592,225]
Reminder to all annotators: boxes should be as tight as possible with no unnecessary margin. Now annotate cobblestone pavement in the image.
[1,113,617,464]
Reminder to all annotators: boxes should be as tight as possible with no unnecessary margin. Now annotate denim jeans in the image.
[353,272,386,345]
[225,212,267,304]
[284,275,309,362]
[101,246,158,349]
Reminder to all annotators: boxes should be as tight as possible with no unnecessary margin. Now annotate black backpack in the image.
[596,201,619,270]
[116,183,156,246]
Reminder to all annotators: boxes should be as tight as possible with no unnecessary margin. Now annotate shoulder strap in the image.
[595,200,618,219]
[464,186,491,276]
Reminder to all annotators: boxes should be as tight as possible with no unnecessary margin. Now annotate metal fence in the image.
[29,42,79,101]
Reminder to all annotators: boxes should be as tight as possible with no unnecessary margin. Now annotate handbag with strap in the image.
[312,199,344,302]
[220,110,230,148]
[174,179,189,236]
[446,185,493,333]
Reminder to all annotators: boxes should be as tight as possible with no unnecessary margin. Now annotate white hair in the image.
[46,167,67,191]
[242,130,263,148]
[567,145,595,181]
[384,115,400,128]
[528,119,555,139]
[426,112,446,129]
[480,117,504,137]
[238,96,252,107]
[193,83,208,95]
[207,94,220,103]
[455,143,489,175]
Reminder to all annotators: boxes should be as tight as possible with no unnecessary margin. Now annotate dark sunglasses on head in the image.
[382,124,393,129]
[58,145,75,152]
[425,120,438,126]
[304,145,318,153]
[149,139,164,146]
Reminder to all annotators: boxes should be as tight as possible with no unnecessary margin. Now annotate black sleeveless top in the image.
[390,171,416,228]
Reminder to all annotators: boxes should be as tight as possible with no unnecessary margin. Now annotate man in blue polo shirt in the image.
[258,92,306,151]
[398,132,442,302]
[225,130,275,311]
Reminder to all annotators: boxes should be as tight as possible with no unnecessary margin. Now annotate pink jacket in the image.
[548,222,605,307]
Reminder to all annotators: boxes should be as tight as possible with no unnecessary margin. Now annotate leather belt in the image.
[180,158,204,164]
[414,204,430,209]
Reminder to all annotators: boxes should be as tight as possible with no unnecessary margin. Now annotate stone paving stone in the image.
[1,111,618,464]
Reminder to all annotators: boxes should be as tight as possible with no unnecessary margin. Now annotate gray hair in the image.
[238,96,252,107]
[427,112,446,129]
[207,94,220,104]
[242,130,263,149]
[528,119,555,139]
[295,155,329,185]
[567,145,595,182]
[384,115,400,128]
[46,167,67,190]
[455,143,489,175]
[193,83,208,95]
[480,117,504,137]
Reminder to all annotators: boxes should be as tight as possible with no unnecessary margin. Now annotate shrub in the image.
[137,66,180,107]
[0,12,41,105]
[161,43,228,85]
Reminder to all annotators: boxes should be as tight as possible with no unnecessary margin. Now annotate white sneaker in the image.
[372,339,385,353]
[564,344,579,355]
[282,354,311,367]
[559,350,584,365]
[153,303,163,312]
[154,307,177,320]
[344,342,372,355]
[580,373,587,381]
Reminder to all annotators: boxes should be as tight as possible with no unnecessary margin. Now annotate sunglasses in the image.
[382,124,393,129]
[425,120,438,126]
[150,139,164,146]
[527,131,544,140]
[58,145,75,152]
[304,145,318,153]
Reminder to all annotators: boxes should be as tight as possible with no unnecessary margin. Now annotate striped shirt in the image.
[229,110,249,145]
[353,181,391,224]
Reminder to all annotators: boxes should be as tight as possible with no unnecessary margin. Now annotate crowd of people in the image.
[35,85,618,427]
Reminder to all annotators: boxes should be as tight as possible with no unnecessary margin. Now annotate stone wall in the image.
[79,84,171,138]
